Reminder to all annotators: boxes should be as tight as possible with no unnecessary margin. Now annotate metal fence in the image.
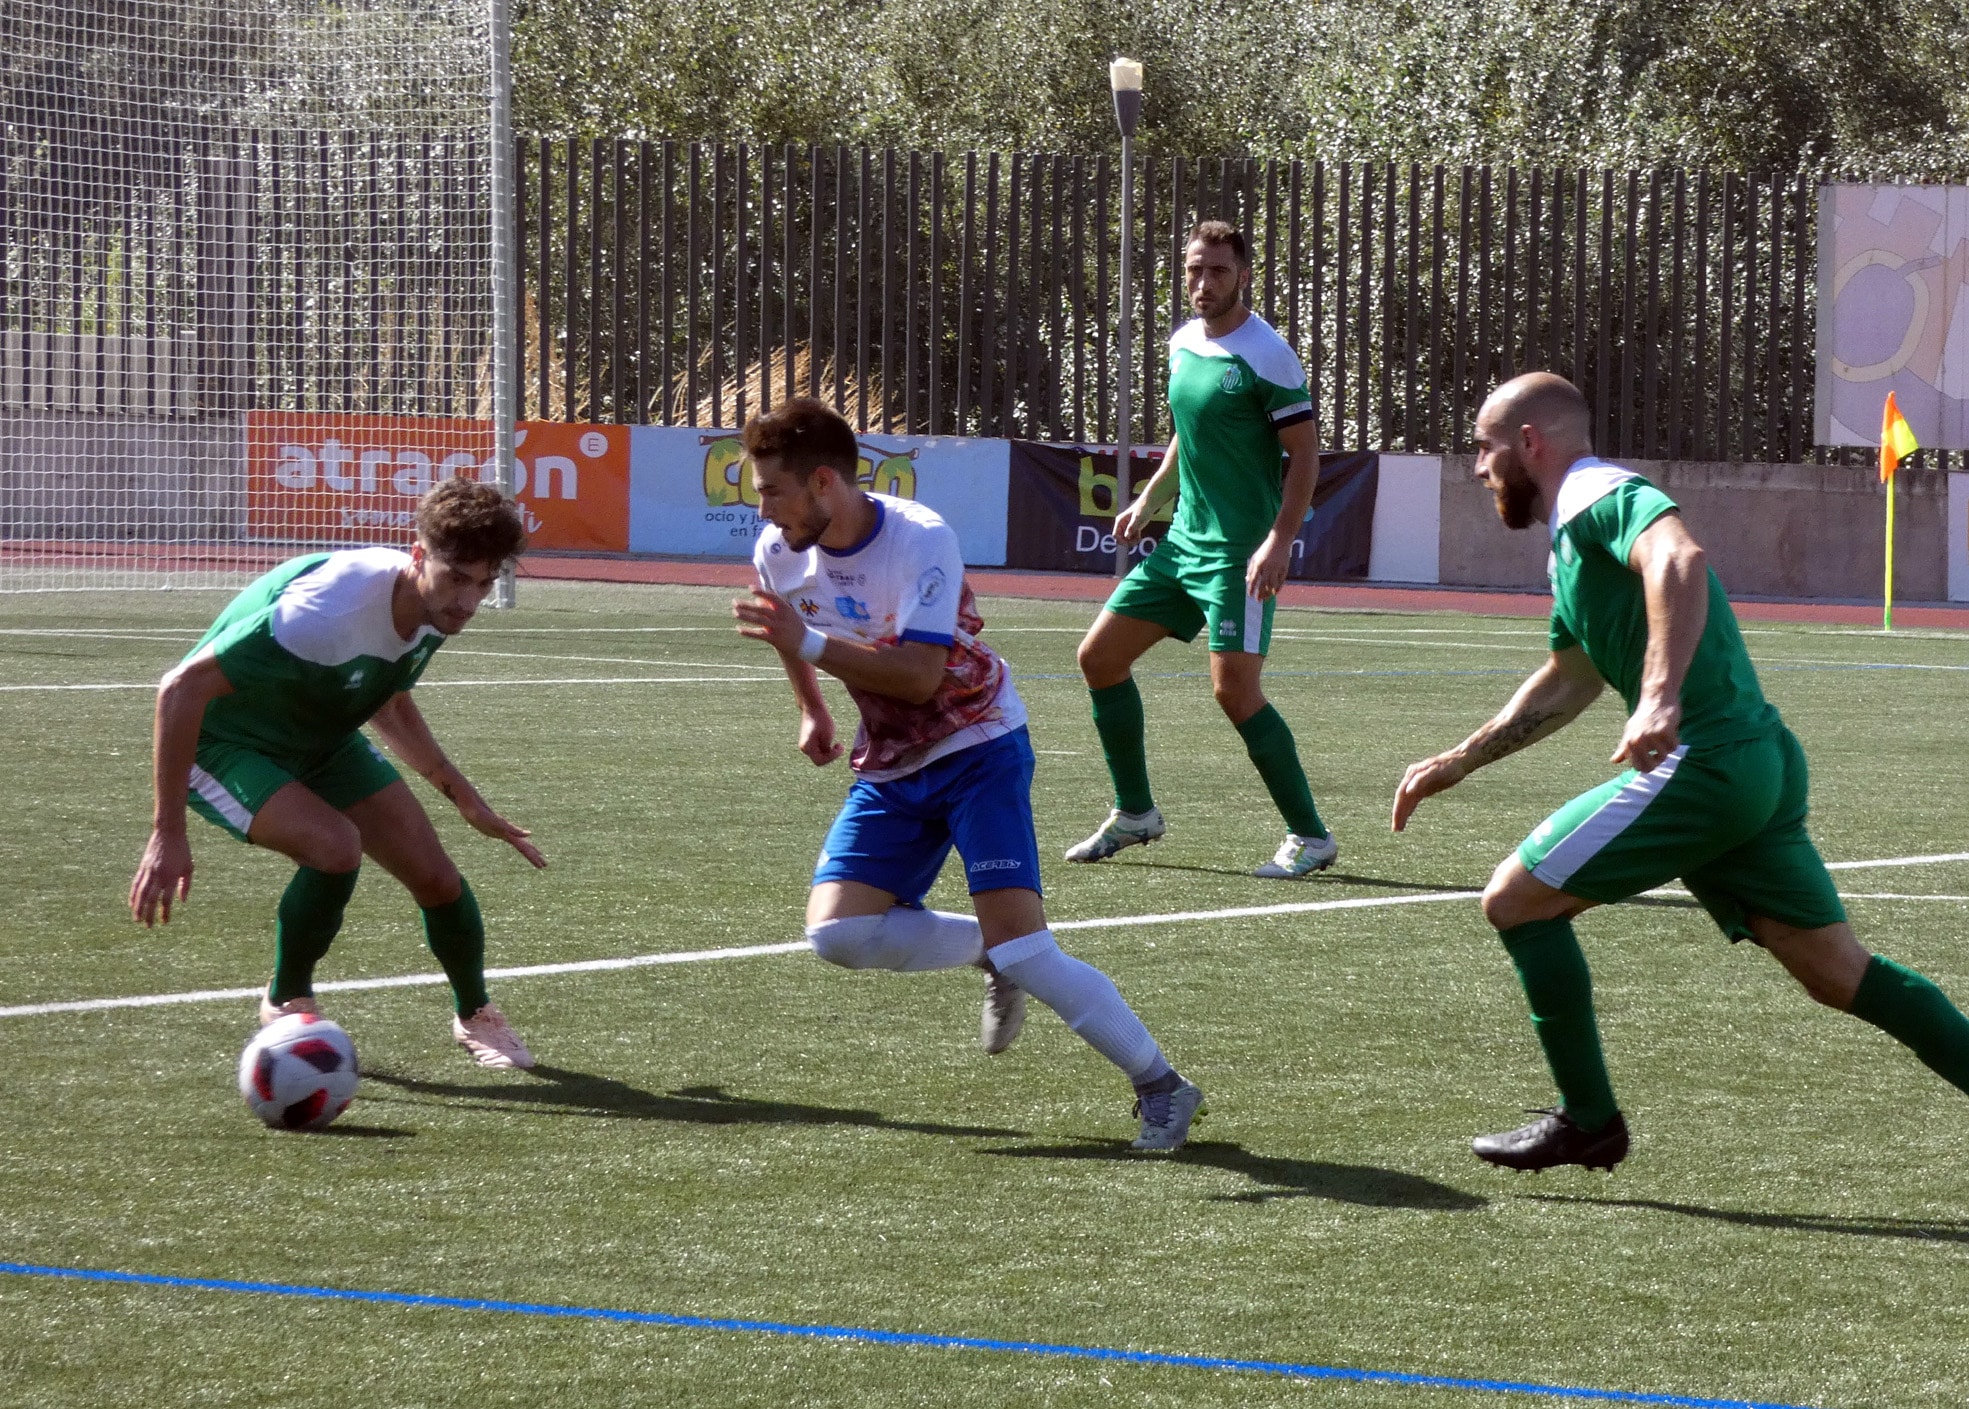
[520,140,1930,468]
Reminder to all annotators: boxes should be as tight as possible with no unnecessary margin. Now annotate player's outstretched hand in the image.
[798,711,844,767]
[1611,699,1681,772]
[130,829,194,927]
[733,588,803,655]
[458,797,547,869]
[1392,754,1468,832]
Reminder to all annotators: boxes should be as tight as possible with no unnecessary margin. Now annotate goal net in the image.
[0,0,514,592]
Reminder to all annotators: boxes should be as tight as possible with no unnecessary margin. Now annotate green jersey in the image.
[190,549,445,765]
[1547,460,1779,747]
[1163,313,1316,567]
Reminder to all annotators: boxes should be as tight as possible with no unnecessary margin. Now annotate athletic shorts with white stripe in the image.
[1516,725,1846,942]
[186,733,402,842]
[1104,546,1274,655]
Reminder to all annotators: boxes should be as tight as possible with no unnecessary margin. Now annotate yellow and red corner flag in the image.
[1881,390,1919,482]
[1880,391,1919,629]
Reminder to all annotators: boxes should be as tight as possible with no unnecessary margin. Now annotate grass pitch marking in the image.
[7,853,1966,1021]
[0,1261,1818,1409]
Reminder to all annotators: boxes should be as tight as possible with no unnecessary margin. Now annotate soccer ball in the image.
[238,1013,359,1131]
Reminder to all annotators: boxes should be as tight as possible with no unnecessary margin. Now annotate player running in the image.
[734,397,1203,1152]
[1068,220,1335,878]
[1394,372,1969,1171]
[129,476,545,1070]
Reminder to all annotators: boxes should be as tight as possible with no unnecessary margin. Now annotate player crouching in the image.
[734,398,1203,1151]
[129,476,546,1070]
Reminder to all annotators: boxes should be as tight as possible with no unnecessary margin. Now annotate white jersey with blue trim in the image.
[754,493,1026,781]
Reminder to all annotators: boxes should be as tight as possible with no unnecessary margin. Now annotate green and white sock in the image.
[422,877,490,1018]
[1234,703,1326,839]
[270,866,360,1003]
[1849,954,1969,1096]
[1090,678,1155,815]
[1499,917,1619,1132]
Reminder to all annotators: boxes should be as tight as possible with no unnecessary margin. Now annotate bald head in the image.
[1479,373,1593,457]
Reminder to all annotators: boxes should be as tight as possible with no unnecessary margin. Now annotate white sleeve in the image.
[892,522,964,646]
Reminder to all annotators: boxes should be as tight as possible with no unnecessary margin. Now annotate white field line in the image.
[0,675,787,693]
[441,648,769,670]
[10,854,1968,1020]
[0,891,1483,1019]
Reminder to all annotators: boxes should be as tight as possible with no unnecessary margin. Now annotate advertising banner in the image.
[628,426,1010,564]
[1816,185,1969,449]
[1004,444,1379,578]
[244,413,632,552]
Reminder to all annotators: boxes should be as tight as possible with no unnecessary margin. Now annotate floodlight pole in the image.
[1110,58,1141,578]
[488,0,519,608]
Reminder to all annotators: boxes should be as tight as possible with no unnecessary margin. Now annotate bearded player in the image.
[734,397,1203,1151]
[1394,373,1969,1171]
[129,476,544,1069]
[1067,221,1335,879]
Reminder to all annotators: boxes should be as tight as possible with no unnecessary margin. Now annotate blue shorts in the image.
[814,727,1044,906]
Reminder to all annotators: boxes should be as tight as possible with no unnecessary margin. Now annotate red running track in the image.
[516,554,1969,629]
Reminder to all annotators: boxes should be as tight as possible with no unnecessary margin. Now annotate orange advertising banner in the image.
[245,412,630,553]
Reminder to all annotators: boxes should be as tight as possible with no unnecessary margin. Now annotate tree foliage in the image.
[515,0,1969,175]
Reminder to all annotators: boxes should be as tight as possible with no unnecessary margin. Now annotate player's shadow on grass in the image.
[319,1123,417,1139]
[1105,859,1486,894]
[1525,1193,1969,1243]
[982,1139,1486,1211]
[361,1066,1028,1140]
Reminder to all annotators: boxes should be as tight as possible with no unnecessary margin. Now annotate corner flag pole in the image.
[1109,58,1142,579]
[1880,390,1919,632]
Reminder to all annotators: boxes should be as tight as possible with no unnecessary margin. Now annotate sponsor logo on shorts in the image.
[1216,619,1240,638]
[968,858,1021,873]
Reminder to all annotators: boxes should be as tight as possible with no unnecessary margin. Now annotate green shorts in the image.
[186,733,402,843]
[1516,726,1847,942]
[1105,546,1274,655]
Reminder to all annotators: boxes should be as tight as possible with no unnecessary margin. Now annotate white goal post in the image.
[0,0,516,593]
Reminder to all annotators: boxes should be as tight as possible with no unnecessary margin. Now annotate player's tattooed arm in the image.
[1393,649,1601,831]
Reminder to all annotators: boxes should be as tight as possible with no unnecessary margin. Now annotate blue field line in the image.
[0,1260,1818,1408]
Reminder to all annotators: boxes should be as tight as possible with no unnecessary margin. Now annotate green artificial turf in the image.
[2,584,1965,1407]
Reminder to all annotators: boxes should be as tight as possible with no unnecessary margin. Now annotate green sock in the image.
[1090,678,1155,815]
[1233,703,1327,839]
[422,877,490,1018]
[270,866,360,1003]
[1499,918,1620,1131]
[1849,954,1969,1095]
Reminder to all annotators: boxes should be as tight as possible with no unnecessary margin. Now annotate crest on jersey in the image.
[917,566,946,606]
[1219,365,1244,394]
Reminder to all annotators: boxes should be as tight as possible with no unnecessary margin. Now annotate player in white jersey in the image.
[734,398,1204,1151]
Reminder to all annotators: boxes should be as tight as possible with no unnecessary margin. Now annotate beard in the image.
[1192,284,1241,322]
[778,504,831,552]
[1491,463,1539,530]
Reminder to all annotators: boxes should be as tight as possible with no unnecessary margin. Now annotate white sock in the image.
[806,907,985,972]
[989,929,1171,1084]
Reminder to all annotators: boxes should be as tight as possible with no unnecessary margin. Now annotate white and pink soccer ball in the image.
[238,1013,359,1130]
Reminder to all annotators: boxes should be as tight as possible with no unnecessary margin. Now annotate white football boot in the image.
[453,1003,535,1070]
[979,966,1027,1055]
[1252,831,1339,879]
[258,993,320,1027]
[1063,806,1166,863]
[1131,1078,1205,1153]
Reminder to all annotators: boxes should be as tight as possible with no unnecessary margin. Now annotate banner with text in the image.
[628,427,1010,564]
[244,413,632,552]
[1004,444,1379,578]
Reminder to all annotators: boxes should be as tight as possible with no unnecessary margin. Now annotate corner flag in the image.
[1881,391,1919,482]
[1880,392,1919,629]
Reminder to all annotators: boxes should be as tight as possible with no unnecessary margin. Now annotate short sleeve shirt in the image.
[1548,459,1779,747]
[1163,313,1317,567]
[190,548,445,765]
[753,494,1026,781]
